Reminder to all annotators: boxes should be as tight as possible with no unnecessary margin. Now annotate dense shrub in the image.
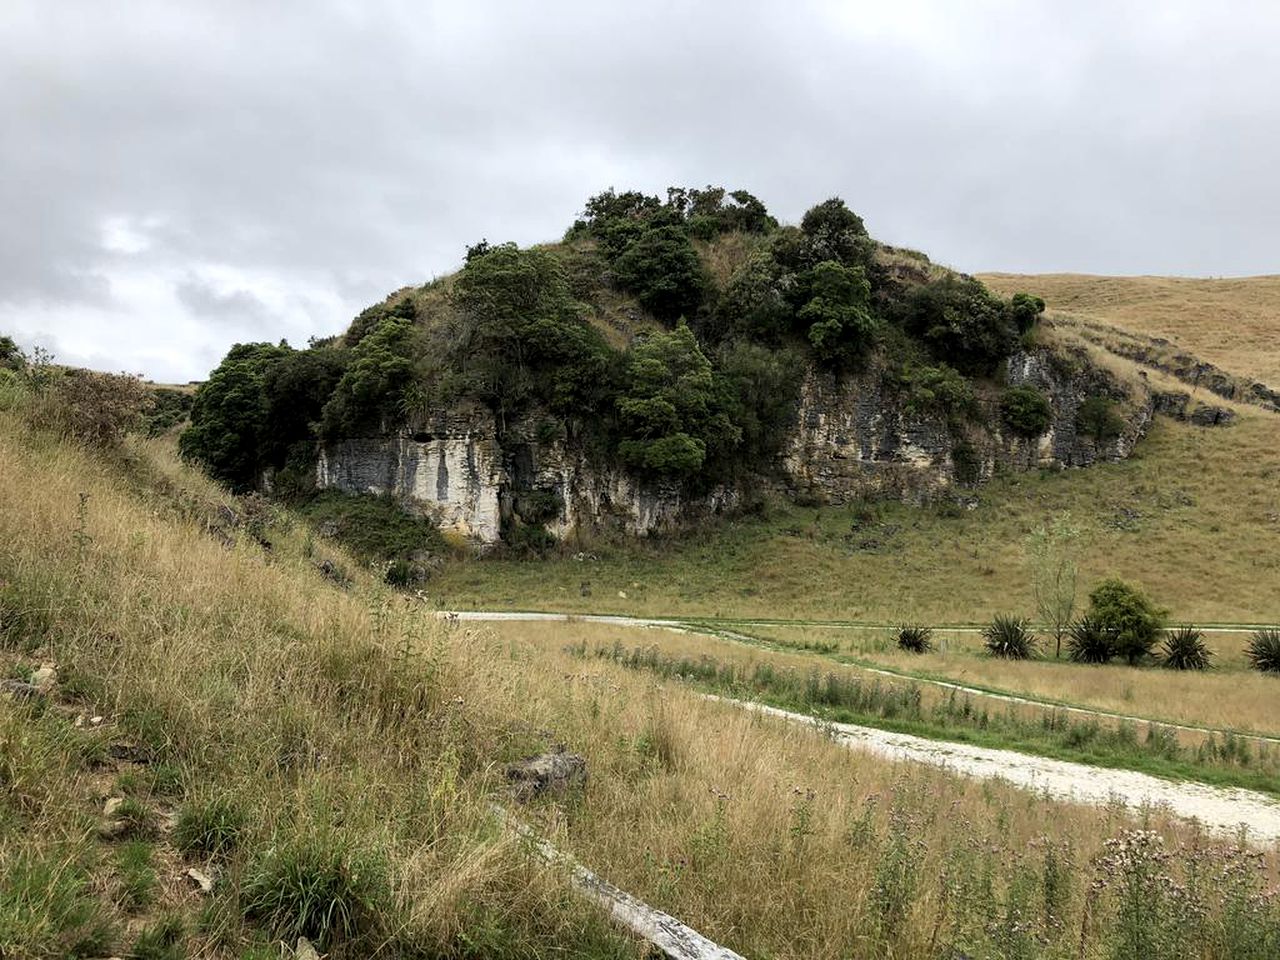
[145,387,194,436]
[893,275,1018,376]
[898,363,976,421]
[796,261,879,366]
[31,369,155,448]
[983,615,1036,659]
[1000,385,1053,437]
[0,335,23,370]
[950,440,981,485]
[1007,293,1046,334]
[894,624,933,654]
[294,491,442,568]
[1247,628,1280,674]
[447,242,615,420]
[1086,579,1165,665]
[615,323,739,477]
[1160,626,1212,671]
[1066,615,1114,664]
[611,225,708,323]
[1076,396,1126,445]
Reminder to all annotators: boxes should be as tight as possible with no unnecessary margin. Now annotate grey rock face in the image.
[315,345,1152,543]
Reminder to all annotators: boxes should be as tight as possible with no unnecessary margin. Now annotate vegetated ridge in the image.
[177,187,1154,555]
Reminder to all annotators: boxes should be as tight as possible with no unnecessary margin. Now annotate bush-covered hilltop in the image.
[182,187,1045,495]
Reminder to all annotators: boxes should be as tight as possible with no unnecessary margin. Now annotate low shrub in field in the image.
[1086,579,1165,665]
[894,624,933,654]
[1067,615,1114,663]
[1161,626,1212,671]
[983,615,1036,659]
[241,834,390,948]
[173,796,248,858]
[1247,628,1280,674]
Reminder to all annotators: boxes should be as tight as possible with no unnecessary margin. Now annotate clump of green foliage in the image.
[293,491,443,573]
[1076,395,1126,445]
[240,833,390,948]
[178,187,1050,547]
[1000,385,1053,437]
[1160,626,1212,671]
[1247,628,1280,674]
[894,624,933,654]
[1085,579,1166,665]
[983,615,1036,659]
[1067,614,1114,664]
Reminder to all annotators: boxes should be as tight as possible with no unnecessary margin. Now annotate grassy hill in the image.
[981,273,1280,388]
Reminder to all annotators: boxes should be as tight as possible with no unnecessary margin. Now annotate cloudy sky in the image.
[4,1,1278,382]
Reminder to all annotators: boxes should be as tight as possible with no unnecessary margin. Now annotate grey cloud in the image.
[1,0,1278,380]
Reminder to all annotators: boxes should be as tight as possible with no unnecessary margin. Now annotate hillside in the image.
[3,347,1279,959]
[981,272,1280,388]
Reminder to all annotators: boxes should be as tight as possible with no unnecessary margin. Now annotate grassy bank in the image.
[3,398,1280,957]
[431,406,1280,625]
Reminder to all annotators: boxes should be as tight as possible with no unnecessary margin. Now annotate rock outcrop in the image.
[316,345,1154,545]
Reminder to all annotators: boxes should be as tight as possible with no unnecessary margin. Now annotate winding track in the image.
[448,609,1280,843]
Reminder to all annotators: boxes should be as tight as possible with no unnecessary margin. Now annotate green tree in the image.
[796,261,879,366]
[1026,514,1082,658]
[894,275,1019,376]
[179,344,284,490]
[615,322,739,477]
[1008,292,1045,334]
[0,335,23,370]
[611,226,708,323]
[799,198,871,267]
[320,319,415,438]
[448,242,614,424]
[1086,579,1166,665]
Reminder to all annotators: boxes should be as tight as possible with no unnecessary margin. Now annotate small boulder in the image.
[29,663,56,693]
[295,936,321,960]
[0,679,42,701]
[505,750,587,802]
[185,867,215,895]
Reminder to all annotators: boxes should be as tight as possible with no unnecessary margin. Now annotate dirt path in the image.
[449,610,1280,843]
[718,697,1280,844]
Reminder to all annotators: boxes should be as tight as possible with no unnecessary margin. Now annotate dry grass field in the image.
[981,272,1280,388]
[4,388,1280,957]
[733,622,1280,739]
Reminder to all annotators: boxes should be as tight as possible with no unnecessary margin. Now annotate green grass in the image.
[432,413,1280,625]
[115,841,157,911]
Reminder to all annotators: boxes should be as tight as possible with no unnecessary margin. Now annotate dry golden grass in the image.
[981,272,1280,387]
[741,623,1280,738]
[5,410,1280,957]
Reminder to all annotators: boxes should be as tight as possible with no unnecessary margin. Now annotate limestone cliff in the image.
[315,344,1153,545]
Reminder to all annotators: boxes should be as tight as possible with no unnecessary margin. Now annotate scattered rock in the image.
[185,867,215,895]
[1188,404,1236,427]
[317,520,340,539]
[0,679,43,700]
[617,590,627,599]
[505,750,587,802]
[29,663,56,692]
[295,936,321,960]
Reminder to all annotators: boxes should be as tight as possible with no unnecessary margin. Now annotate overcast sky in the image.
[3,1,1278,382]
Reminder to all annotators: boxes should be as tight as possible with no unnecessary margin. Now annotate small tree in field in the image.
[1026,514,1081,658]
